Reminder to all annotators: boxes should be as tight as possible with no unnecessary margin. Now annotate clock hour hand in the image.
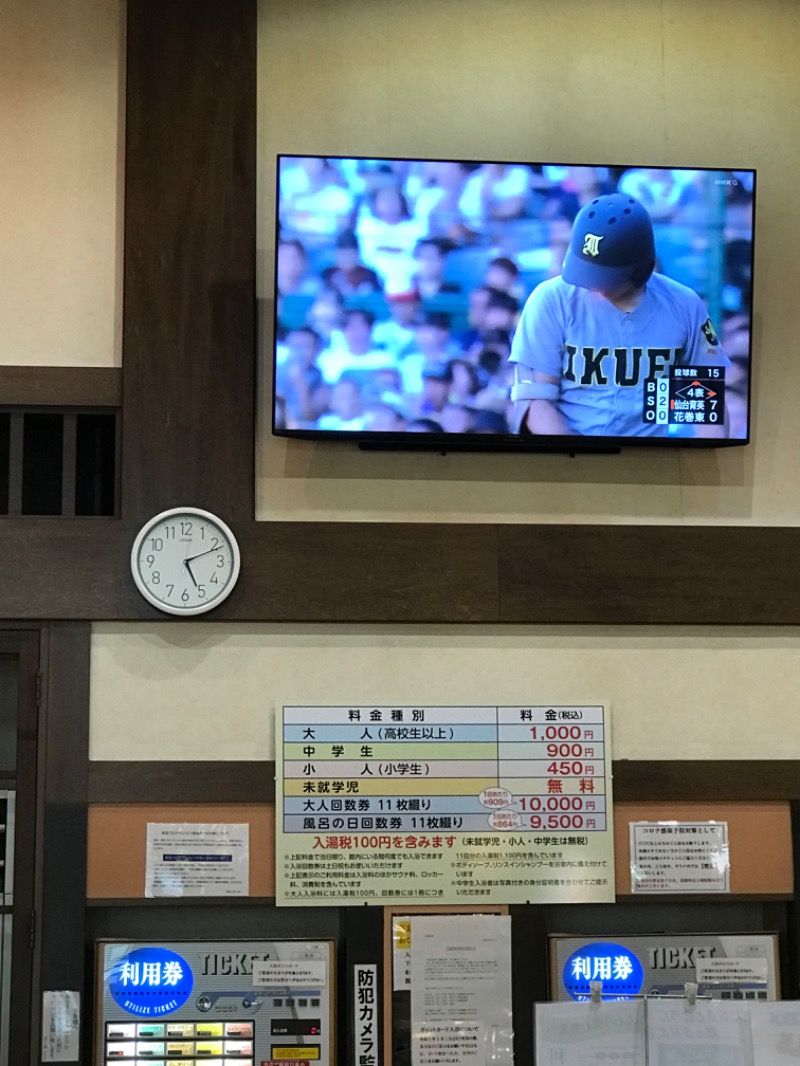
[183,558,198,587]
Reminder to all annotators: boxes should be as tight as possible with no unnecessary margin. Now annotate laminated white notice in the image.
[42,991,80,1062]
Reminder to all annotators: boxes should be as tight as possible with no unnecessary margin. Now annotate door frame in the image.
[0,627,39,1065]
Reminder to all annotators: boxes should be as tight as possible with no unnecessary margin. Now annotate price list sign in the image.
[275,705,615,906]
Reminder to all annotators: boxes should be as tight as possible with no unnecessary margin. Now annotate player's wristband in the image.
[510,382,560,402]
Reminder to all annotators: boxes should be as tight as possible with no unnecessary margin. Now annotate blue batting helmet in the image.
[562,193,656,291]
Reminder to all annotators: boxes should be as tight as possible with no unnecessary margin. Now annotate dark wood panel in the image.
[10,518,800,624]
[510,904,549,1060]
[86,896,275,906]
[613,760,800,801]
[0,366,121,407]
[342,907,383,1066]
[39,624,90,1011]
[498,524,800,624]
[9,518,800,623]
[613,894,793,903]
[85,901,341,940]
[8,518,800,623]
[0,519,139,618]
[0,519,499,621]
[89,761,276,803]
[121,0,256,523]
[239,521,499,622]
[5,628,39,1066]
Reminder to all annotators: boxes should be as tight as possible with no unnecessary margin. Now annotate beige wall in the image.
[1,0,122,368]
[256,0,800,525]
[90,622,800,762]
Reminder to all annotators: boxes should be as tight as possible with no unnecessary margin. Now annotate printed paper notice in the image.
[410,915,513,1066]
[535,1000,645,1066]
[276,705,614,906]
[253,960,328,986]
[630,821,729,893]
[696,957,768,986]
[646,998,753,1066]
[145,823,249,897]
[42,991,80,1062]
[750,1002,800,1063]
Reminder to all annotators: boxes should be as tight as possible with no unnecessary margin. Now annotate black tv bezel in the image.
[270,154,756,456]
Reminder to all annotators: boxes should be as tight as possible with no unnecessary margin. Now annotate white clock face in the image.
[131,508,241,615]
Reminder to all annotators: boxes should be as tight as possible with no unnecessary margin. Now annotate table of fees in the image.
[282,705,608,835]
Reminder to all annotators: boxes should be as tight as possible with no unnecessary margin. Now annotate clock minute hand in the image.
[183,558,198,587]
[185,545,223,564]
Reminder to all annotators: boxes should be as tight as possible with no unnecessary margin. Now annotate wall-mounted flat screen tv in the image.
[272,156,755,453]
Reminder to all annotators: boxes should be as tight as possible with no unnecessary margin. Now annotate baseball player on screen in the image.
[509,193,728,437]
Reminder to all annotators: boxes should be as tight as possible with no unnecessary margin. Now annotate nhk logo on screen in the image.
[108,946,193,1016]
[563,942,644,1001]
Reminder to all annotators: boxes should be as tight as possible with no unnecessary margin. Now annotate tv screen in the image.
[272,156,754,452]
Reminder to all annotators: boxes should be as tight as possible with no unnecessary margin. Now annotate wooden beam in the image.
[0,519,499,621]
[4,518,800,623]
[0,366,121,407]
[499,524,800,624]
[121,0,255,523]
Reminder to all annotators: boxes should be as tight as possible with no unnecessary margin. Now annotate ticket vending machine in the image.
[95,939,335,1066]
[548,933,780,1002]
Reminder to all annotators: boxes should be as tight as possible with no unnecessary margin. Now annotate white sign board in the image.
[277,704,614,905]
[145,822,249,897]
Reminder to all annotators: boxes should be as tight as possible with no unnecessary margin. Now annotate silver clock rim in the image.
[130,506,242,616]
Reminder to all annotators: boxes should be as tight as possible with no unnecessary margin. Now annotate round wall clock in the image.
[130,507,241,615]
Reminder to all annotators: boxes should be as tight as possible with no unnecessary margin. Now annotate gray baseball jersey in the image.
[509,272,727,437]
